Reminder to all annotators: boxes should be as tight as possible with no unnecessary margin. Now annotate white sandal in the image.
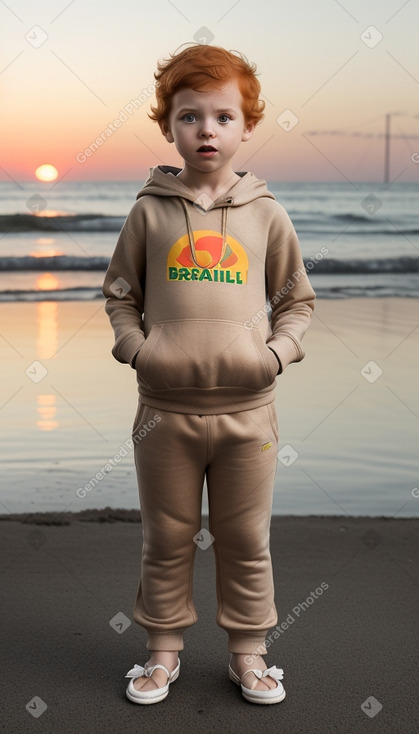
[229,659,285,704]
[125,658,180,704]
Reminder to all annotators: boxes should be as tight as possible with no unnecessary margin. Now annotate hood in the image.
[135,165,275,211]
[135,165,276,279]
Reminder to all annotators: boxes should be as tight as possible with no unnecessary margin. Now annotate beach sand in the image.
[1,512,418,733]
[1,297,418,515]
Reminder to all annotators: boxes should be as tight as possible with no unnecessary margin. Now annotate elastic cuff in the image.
[146,630,185,651]
[130,349,141,369]
[268,347,282,374]
[267,336,304,373]
[227,632,268,655]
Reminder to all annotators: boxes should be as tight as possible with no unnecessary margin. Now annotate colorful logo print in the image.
[167,230,248,285]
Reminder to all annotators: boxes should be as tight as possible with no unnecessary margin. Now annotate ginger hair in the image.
[149,43,265,130]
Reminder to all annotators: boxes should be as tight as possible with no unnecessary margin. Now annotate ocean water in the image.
[1,179,418,517]
[0,180,418,301]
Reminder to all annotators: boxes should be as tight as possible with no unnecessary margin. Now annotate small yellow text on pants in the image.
[131,402,279,655]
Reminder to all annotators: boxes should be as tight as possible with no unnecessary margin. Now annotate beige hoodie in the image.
[102,165,316,414]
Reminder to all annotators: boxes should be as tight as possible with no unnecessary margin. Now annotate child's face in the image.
[161,79,255,177]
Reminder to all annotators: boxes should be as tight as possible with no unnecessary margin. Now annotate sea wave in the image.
[0,213,124,233]
[1,255,419,274]
[0,256,109,271]
[1,211,419,237]
[334,213,381,224]
[309,257,419,274]
[0,287,103,302]
[0,280,417,302]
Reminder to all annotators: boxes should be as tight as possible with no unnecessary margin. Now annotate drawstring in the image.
[177,197,228,269]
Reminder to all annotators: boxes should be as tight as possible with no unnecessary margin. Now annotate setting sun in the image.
[35,164,58,182]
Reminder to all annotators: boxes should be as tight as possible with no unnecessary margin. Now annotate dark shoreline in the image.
[0,506,417,524]
[0,506,143,524]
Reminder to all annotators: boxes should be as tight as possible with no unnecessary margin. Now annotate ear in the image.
[160,119,174,143]
[241,120,256,142]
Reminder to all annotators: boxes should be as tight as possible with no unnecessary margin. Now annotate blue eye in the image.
[183,113,196,122]
[218,115,230,123]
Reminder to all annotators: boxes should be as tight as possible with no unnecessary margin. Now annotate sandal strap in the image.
[146,663,170,677]
[242,665,284,682]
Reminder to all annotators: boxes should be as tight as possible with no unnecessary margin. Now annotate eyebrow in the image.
[177,107,237,114]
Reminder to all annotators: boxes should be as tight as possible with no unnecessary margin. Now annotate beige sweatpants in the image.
[131,401,279,655]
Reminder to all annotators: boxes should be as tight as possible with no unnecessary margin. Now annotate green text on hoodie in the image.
[102,165,316,414]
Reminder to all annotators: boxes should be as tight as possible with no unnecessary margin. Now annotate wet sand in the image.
[0,297,418,516]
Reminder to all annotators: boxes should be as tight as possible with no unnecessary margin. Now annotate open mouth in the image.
[197,145,217,152]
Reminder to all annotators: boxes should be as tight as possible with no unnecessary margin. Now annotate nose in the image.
[199,118,215,139]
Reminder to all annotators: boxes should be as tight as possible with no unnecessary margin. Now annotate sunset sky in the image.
[1,0,419,183]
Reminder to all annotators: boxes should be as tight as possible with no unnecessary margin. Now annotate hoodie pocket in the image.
[135,319,278,392]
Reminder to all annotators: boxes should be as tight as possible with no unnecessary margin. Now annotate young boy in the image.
[102,43,315,705]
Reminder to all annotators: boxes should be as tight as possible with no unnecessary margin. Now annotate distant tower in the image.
[384,112,404,184]
[384,114,390,184]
